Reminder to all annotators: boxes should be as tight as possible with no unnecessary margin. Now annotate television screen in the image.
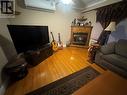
[7,25,49,53]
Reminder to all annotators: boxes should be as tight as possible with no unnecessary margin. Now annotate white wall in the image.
[82,10,103,44]
[0,19,9,86]
[9,2,80,45]
[82,10,96,26]
[0,18,17,87]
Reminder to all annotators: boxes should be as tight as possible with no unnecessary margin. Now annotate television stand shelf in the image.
[25,43,53,66]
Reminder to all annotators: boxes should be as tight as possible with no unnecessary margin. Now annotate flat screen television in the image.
[7,25,49,53]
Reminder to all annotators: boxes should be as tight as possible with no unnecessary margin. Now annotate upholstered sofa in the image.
[95,39,127,78]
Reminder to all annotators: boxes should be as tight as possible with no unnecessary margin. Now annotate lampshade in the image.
[105,21,116,32]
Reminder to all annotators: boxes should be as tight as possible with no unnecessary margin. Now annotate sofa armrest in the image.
[100,42,116,54]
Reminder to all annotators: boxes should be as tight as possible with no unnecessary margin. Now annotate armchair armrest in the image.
[100,42,116,54]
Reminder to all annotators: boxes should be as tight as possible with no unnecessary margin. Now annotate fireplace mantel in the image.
[70,26,93,47]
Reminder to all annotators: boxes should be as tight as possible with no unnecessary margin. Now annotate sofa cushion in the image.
[100,42,115,54]
[102,54,127,70]
[115,39,127,58]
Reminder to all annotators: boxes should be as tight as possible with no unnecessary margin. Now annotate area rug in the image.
[26,66,100,95]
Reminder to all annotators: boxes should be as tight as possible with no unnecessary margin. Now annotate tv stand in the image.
[25,43,53,66]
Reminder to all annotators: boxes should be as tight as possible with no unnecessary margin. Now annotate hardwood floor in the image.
[74,71,127,95]
[5,47,105,95]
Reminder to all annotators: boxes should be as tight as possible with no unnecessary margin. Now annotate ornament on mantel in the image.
[71,16,92,27]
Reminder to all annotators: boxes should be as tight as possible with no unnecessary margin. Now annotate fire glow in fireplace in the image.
[73,32,88,45]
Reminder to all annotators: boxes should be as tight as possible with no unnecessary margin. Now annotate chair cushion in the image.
[115,39,127,58]
[102,54,127,70]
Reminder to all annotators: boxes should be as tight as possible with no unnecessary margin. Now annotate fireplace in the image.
[70,26,92,47]
[72,32,88,45]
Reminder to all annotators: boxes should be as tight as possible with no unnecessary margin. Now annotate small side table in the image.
[88,44,100,63]
[4,54,28,81]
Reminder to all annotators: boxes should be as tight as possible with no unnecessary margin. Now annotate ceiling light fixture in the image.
[61,0,73,5]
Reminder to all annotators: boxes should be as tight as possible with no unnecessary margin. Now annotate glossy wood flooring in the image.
[5,47,105,95]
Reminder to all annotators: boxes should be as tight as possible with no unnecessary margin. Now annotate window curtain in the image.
[96,1,127,45]
[96,1,127,29]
